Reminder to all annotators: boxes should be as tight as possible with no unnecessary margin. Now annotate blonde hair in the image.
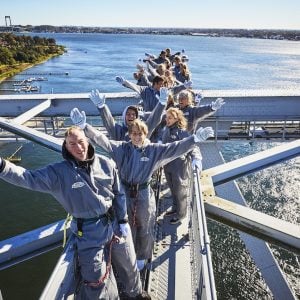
[156,63,166,75]
[179,62,190,77]
[128,119,149,136]
[166,107,187,129]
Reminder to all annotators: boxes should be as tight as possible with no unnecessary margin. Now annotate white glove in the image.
[194,93,202,105]
[116,76,125,85]
[192,158,203,171]
[158,87,169,105]
[70,108,87,129]
[211,97,225,111]
[89,89,105,108]
[137,106,145,118]
[183,80,193,89]
[182,55,189,62]
[119,223,130,237]
[194,127,214,142]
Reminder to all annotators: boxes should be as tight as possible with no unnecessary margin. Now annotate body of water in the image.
[0,33,299,299]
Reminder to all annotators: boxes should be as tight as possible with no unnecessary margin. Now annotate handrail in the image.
[191,165,217,300]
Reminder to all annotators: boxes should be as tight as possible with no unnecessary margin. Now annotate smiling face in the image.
[65,128,89,161]
[125,108,138,126]
[178,96,189,109]
[178,91,192,109]
[128,119,148,148]
[129,126,146,147]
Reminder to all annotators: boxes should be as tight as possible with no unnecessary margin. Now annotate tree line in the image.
[0,33,65,66]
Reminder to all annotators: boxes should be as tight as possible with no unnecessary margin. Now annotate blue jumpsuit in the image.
[98,103,166,296]
[179,104,215,133]
[162,124,202,220]
[84,124,198,260]
[121,79,187,112]
[98,102,165,141]
[0,143,127,299]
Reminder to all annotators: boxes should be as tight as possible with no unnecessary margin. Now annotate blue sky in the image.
[2,0,300,30]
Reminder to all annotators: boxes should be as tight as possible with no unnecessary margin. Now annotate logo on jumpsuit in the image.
[72,181,85,189]
[140,157,149,162]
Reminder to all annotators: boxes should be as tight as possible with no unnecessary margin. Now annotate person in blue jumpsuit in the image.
[0,127,150,299]
[177,90,225,133]
[89,89,166,142]
[70,104,214,272]
[115,75,192,112]
[161,107,202,224]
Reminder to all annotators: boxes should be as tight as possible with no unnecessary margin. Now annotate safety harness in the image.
[62,213,73,248]
[121,180,150,226]
[72,211,119,288]
[121,180,150,198]
[83,235,120,288]
[73,214,109,237]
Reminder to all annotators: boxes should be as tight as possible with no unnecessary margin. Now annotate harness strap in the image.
[62,213,73,247]
[132,199,138,227]
[74,214,107,237]
[121,181,150,226]
[121,180,150,191]
[84,235,120,288]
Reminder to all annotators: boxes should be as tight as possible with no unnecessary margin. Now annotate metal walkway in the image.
[148,180,193,300]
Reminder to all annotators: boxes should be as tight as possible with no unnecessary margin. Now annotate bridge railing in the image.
[189,166,217,300]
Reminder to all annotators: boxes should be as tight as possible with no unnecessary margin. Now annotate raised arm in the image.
[89,89,119,139]
[146,61,159,78]
[115,76,142,94]
[145,87,168,137]
[0,157,58,193]
[171,80,193,95]
[154,126,214,170]
[193,97,226,122]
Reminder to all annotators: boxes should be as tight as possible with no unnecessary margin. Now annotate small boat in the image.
[5,145,23,162]
[20,85,39,92]
[6,156,21,162]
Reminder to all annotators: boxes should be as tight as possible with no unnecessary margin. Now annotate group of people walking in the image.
[0,48,225,299]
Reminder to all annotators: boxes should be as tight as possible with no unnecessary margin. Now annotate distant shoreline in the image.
[1,26,300,41]
[0,54,65,83]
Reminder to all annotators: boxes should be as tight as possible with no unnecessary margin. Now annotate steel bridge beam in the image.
[0,90,300,119]
[12,99,52,124]
[0,117,62,152]
[204,139,300,185]
[204,195,300,254]
[0,220,70,271]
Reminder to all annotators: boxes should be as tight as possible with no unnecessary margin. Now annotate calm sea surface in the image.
[0,33,300,299]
